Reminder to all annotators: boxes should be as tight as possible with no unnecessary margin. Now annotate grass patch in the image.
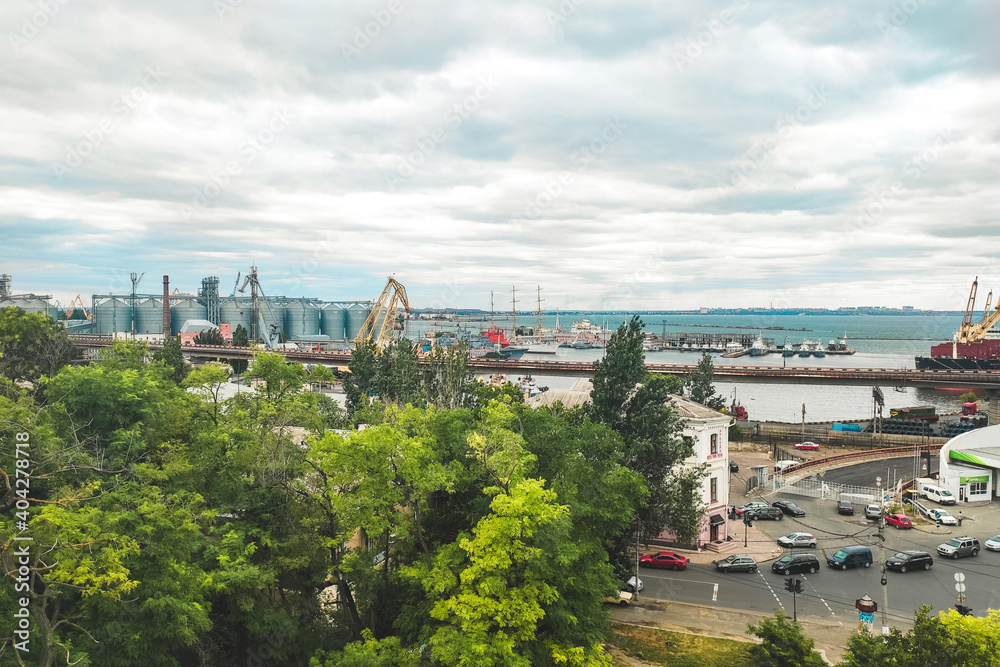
[607,622,753,667]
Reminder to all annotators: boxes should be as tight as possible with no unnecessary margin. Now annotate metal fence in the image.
[776,477,881,500]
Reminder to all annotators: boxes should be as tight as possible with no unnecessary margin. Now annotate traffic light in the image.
[955,604,973,616]
[784,578,794,592]
[795,579,803,594]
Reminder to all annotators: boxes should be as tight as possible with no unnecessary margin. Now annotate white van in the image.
[920,485,957,506]
[774,460,799,473]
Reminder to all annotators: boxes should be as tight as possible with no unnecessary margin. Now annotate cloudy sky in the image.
[1,0,998,311]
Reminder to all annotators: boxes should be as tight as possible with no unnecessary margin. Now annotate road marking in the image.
[801,575,836,616]
[757,571,786,610]
[713,583,719,602]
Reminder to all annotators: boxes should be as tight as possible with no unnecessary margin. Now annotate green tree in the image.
[687,351,726,409]
[839,605,1000,667]
[246,351,307,402]
[344,340,377,417]
[309,363,336,389]
[958,391,979,403]
[747,610,826,667]
[193,327,226,346]
[0,307,75,383]
[230,323,250,375]
[424,342,473,410]
[420,478,610,667]
[374,338,422,407]
[183,361,232,424]
[153,335,189,384]
[586,316,704,547]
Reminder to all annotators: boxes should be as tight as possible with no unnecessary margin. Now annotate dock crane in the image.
[355,277,411,351]
[236,266,282,348]
[958,277,1000,343]
[64,294,91,320]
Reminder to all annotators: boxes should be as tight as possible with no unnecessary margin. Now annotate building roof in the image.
[525,377,728,420]
[178,319,218,333]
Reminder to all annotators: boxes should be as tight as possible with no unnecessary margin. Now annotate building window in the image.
[710,477,718,503]
[710,434,718,455]
[971,482,987,495]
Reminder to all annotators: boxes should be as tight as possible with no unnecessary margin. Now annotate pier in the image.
[69,336,1000,389]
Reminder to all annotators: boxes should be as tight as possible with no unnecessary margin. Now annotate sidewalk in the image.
[613,597,851,665]
[644,519,784,566]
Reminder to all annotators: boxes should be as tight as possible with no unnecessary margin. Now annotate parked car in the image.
[929,509,957,525]
[837,499,854,515]
[864,504,882,520]
[985,535,1000,552]
[937,537,980,559]
[625,576,643,593]
[604,590,633,607]
[639,552,687,570]
[734,501,769,516]
[778,532,817,548]
[885,513,913,529]
[772,500,806,517]
[774,460,799,473]
[920,485,957,505]
[885,551,933,572]
[794,441,820,451]
[729,460,739,473]
[715,554,758,573]
[750,507,784,521]
[771,553,820,575]
[827,546,873,570]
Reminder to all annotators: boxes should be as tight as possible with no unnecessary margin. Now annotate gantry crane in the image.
[64,294,91,320]
[958,277,1000,343]
[355,277,411,351]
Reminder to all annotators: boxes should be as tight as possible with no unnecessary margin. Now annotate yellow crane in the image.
[958,277,1000,343]
[65,294,91,320]
[355,277,411,351]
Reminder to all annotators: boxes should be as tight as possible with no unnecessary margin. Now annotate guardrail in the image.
[781,444,942,476]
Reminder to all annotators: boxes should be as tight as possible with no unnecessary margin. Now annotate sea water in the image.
[442,313,977,422]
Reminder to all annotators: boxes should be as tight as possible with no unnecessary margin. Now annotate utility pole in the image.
[876,477,889,634]
[536,285,543,344]
[743,512,751,548]
[801,403,806,442]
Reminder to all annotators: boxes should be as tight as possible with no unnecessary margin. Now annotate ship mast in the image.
[511,285,518,344]
[490,291,495,330]
[536,285,543,344]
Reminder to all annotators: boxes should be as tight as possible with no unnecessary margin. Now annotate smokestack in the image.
[162,275,170,338]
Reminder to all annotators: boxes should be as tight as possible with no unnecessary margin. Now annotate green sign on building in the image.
[960,475,990,484]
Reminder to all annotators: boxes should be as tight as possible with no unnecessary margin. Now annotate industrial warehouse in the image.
[0,270,373,348]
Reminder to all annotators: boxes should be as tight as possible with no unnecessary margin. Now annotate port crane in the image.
[64,294,91,320]
[236,266,282,348]
[958,277,1000,343]
[356,277,410,351]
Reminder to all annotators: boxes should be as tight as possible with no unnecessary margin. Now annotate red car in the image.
[794,441,820,451]
[885,513,913,529]
[640,552,688,571]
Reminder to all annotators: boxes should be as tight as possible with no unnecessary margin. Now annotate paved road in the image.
[639,489,1000,625]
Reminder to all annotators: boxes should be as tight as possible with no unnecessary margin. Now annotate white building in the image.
[937,424,1000,503]
[526,379,732,547]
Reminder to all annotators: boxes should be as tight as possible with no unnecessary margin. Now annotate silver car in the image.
[714,554,758,573]
[929,509,957,525]
[778,532,818,548]
[985,535,1000,552]
[864,504,881,520]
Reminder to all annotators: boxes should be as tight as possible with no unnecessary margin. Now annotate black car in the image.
[771,553,820,575]
[751,507,784,521]
[773,500,806,517]
[885,550,933,573]
[729,461,739,473]
[837,499,854,515]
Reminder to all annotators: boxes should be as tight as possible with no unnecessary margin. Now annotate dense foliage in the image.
[0,310,710,666]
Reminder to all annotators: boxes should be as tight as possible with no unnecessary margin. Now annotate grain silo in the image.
[220,298,252,337]
[170,299,207,336]
[284,300,320,340]
[344,304,371,341]
[93,297,131,335]
[320,304,346,340]
[134,297,164,335]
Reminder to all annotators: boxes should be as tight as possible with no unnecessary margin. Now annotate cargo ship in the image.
[915,339,1000,370]
[915,277,1000,370]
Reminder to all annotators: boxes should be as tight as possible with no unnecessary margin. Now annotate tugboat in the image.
[798,340,814,357]
[812,341,826,358]
[782,336,796,358]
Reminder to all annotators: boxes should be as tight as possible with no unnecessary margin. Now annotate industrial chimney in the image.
[162,275,170,338]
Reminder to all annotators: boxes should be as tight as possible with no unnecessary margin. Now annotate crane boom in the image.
[959,277,980,344]
[356,277,411,351]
